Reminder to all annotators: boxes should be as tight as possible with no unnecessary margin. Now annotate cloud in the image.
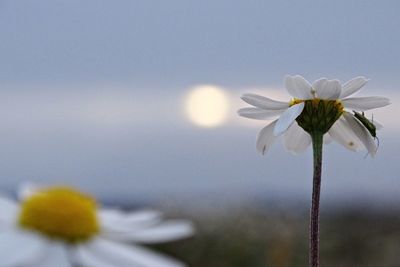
[0,86,184,131]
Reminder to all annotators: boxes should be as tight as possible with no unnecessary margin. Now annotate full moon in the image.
[184,85,229,127]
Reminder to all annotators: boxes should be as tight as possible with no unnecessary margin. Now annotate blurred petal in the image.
[100,209,163,230]
[241,94,289,110]
[0,229,48,267]
[273,102,305,136]
[102,220,194,244]
[18,182,41,201]
[0,196,18,226]
[340,76,369,98]
[284,75,314,99]
[343,112,377,156]
[283,123,311,154]
[256,120,278,155]
[238,108,284,120]
[80,238,186,267]
[313,79,341,99]
[72,245,115,267]
[39,243,71,267]
[342,97,390,111]
[328,117,363,151]
[122,211,163,225]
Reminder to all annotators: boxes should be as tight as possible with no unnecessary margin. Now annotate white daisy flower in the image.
[0,184,194,267]
[238,75,390,156]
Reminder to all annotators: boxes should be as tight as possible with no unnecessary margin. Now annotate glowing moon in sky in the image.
[185,85,229,127]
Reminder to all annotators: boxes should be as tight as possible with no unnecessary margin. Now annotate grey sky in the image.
[0,1,398,206]
[1,1,400,87]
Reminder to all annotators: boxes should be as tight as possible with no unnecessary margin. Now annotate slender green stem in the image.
[310,133,323,267]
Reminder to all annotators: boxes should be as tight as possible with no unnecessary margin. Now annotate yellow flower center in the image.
[289,98,305,106]
[18,187,99,243]
[292,98,344,134]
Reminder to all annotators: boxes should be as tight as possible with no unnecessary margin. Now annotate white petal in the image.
[340,76,369,98]
[0,229,48,266]
[0,196,18,226]
[81,238,186,267]
[283,122,311,154]
[313,78,341,100]
[238,108,284,120]
[241,94,289,110]
[17,182,41,201]
[273,102,305,136]
[373,120,383,130]
[71,245,116,267]
[284,75,314,99]
[342,97,391,111]
[328,117,363,151]
[323,134,333,144]
[102,220,194,244]
[353,113,383,130]
[100,209,163,231]
[98,209,123,225]
[343,112,377,156]
[39,242,72,267]
[256,120,277,155]
[122,210,163,225]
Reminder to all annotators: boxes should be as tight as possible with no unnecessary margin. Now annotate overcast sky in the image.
[0,1,398,207]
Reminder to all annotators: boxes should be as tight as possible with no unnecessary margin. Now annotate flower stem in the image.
[310,132,323,267]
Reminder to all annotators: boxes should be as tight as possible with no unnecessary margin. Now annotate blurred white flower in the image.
[238,75,390,156]
[0,184,194,267]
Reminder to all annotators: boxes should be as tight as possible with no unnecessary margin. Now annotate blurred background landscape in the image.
[0,1,399,266]
[154,205,400,267]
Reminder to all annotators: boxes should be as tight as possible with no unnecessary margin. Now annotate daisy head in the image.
[238,75,390,156]
[0,183,194,267]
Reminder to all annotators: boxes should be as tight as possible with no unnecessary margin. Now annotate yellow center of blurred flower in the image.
[18,187,99,243]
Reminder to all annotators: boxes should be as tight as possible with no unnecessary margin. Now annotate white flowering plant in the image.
[239,75,390,267]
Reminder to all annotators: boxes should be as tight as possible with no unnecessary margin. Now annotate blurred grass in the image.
[151,206,400,267]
